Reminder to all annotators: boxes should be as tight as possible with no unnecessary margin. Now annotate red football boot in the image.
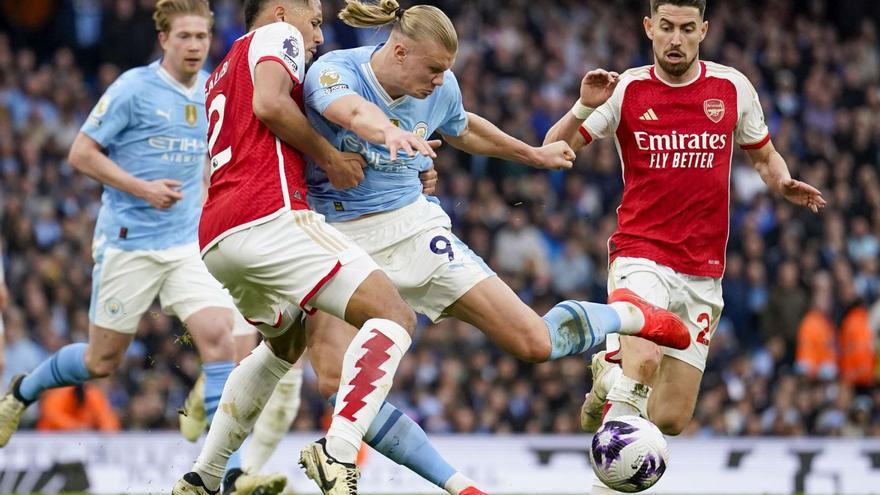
[608,288,690,350]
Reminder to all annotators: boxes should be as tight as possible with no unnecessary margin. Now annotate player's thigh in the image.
[204,211,397,335]
[89,245,164,334]
[661,274,723,373]
[606,257,674,357]
[445,276,550,362]
[378,226,496,324]
[305,311,360,398]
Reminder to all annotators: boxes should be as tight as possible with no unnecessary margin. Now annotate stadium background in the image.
[0,0,880,492]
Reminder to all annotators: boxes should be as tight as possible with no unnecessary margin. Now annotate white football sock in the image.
[192,342,292,490]
[326,318,411,463]
[444,472,478,495]
[604,374,650,420]
[609,302,646,334]
[243,367,303,473]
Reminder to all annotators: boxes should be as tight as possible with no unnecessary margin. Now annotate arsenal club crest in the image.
[704,99,725,123]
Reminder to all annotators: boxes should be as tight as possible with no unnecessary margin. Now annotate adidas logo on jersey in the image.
[639,109,659,121]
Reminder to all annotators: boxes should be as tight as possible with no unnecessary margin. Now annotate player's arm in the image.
[746,141,826,213]
[440,112,573,170]
[252,62,364,189]
[322,94,438,159]
[68,133,183,209]
[544,69,620,151]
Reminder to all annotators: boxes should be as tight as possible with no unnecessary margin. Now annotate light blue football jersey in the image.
[82,60,208,250]
[304,45,468,221]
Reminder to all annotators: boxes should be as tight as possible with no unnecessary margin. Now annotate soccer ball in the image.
[591,415,669,493]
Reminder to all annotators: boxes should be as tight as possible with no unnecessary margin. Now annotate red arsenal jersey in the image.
[199,22,310,253]
[579,61,770,278]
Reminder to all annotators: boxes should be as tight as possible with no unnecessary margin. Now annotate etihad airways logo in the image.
[633,130,728,152]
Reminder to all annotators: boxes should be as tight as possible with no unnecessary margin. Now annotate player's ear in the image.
[393,43,408,64]
[643,16,654,40]
[274,5,286,23]
[158,30,169,50]
[699,20,708,42]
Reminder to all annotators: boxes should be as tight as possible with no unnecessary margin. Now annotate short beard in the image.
[654,48,697,77]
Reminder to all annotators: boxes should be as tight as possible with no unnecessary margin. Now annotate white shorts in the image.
[90,242,239,334]
[202,210,379,339]
[606,257,723,372]
[333,196,495,322]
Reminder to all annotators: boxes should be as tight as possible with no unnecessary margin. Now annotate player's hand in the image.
[326,151,366,189]
[419,165,438,195]
[139,179,184,209]
[384,126,438,160]
[531,141,575,170]
[781,178,827,213]
[579,69,620,109]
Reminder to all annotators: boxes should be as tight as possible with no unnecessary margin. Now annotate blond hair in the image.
[339,0,458,54]
[153,0,214,33]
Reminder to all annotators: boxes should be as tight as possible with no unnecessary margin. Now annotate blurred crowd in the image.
[1,0,880,437]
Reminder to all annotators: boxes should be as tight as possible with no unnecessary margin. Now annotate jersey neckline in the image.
[650,60,705,88]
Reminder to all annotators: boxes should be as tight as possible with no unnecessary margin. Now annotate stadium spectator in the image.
[1,0,879,437]
[36,383,120,432]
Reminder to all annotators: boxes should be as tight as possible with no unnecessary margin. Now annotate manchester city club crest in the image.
[185,104,198,126]
[105,297,125,319]
[703,99,725,123]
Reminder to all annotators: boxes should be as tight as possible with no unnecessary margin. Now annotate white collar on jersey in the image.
[156,62,200,99]
[362,49,409,108]
[653,60,703,88]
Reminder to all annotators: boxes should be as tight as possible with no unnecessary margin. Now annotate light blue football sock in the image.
[18,343,91,403]
[543,301,621,360]
[329,395,456,489]
[203,361,242,472]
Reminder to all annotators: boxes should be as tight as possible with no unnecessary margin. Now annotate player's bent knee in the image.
[85,353,123,378]
[514,328,551,363]
[377,299,417,335]
[652,411,691,436]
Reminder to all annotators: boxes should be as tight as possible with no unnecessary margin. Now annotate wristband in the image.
[571,100,595,120]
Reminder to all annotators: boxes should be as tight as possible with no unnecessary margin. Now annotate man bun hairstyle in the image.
[339,0,458,54]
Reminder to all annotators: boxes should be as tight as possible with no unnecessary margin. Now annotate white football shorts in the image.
[332,196,495,322]
[202,209,380,339]
[606,256,723,372]
[90,241,242,334]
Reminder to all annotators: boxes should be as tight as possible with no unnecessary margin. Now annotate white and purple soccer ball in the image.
[591,415,669,493]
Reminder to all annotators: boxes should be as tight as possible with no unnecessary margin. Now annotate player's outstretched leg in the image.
[243,365,303,474]
[542,288,690,359]
[175,326,303,495]
[307,312,486,495]
[445,277,689,365]
[0,325,132,447]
